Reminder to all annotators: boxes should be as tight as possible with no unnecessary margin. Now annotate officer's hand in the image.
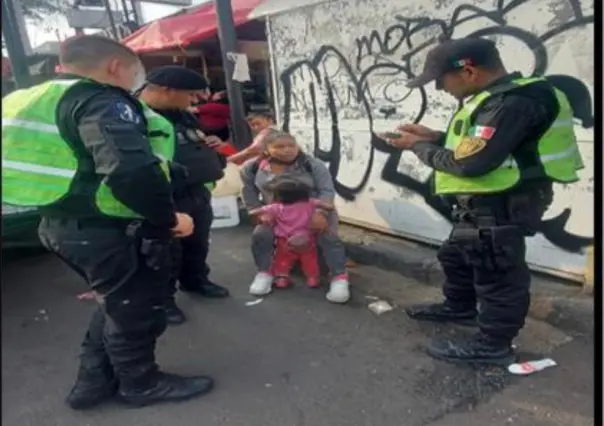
[380,130,423,149]
[397,124,441,141]
[172,212,195,238]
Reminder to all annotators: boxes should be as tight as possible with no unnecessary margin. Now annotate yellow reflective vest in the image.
[2,79,175,218]
[434,77,583,195]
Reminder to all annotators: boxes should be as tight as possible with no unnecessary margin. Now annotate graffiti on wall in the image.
[277,0,593,252]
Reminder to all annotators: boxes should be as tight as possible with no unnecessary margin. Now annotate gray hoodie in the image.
[240,155,336,211]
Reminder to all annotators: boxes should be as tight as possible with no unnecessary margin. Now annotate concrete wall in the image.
[268,0,594,280]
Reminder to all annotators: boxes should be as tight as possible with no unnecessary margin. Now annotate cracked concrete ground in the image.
[1,226,594,426]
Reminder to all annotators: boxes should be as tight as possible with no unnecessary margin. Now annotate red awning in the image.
[123,0,265,54]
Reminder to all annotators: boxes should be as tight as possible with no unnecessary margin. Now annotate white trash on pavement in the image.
[368,300,394,315]
[508,358,557,375]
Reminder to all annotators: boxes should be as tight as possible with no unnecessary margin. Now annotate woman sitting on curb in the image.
[240,129,350,304]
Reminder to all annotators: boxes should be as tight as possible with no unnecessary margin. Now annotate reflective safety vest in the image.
[434,77,583,195]
[2,79,175,218]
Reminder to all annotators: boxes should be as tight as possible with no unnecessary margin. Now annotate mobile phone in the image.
[383,132,401,139]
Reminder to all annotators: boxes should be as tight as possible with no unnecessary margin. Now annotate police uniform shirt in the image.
[47,74,177,229]
[411,72,559,189]
[155,109,226,189]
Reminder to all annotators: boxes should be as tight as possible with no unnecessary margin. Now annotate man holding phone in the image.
[381,38,582,365]
[138,66,231,325]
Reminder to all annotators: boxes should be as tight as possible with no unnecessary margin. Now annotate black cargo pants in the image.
[168,185,213,297]
[38,217,171,389]
[438,190,551,343]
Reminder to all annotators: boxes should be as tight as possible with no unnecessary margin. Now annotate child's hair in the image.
[270,177,311,205]
[247,110,274,122]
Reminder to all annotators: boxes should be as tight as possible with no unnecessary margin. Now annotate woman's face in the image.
[266,137,300,163]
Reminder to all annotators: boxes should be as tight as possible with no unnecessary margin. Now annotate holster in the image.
[140,238,172,271]
[125,221,172,271]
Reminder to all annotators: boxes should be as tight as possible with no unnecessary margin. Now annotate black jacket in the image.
[42,75,177,231]
[154,109,226,197]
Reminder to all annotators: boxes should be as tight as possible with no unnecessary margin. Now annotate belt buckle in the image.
[456,196,471,210]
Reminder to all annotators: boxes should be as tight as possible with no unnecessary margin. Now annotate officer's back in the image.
[2,35,214,409]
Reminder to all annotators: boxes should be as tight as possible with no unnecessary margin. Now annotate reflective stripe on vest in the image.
[434,77,583,195]
[2,80,176,218]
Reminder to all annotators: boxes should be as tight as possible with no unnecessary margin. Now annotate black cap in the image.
[407,38,501,88]
[146,65,208,91]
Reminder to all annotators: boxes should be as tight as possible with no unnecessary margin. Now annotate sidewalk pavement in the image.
[238,207,593,338]
[337,223,594,338]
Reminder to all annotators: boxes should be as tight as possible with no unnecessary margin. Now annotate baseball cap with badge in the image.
[406,38,501,88]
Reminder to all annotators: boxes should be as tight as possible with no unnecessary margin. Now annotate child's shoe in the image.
[306,277,320,288]
[274,277,291,289]
[326,275,350,303]
[249,272,273,296]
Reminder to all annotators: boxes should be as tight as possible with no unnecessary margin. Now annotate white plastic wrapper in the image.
[508,358,557,375]
[368,300,394,315]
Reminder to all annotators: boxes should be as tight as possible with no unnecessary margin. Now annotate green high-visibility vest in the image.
[434,77,583,195]
[2,79,176,218]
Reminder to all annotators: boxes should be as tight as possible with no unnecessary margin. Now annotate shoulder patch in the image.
[454,136,487,160]
[113,101,142,124]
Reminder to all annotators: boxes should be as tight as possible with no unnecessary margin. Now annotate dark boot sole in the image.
[166,315,187,325]
[408,315,478,327]
[66,385,118,410]
[426,348,517,366]
[118,384,214,408]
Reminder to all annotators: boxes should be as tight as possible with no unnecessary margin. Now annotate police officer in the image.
[2,35,214,408]
[382,38,582,364]
[138,66,230,325]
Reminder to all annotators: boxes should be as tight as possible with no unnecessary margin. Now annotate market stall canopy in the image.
[122,0,330,53]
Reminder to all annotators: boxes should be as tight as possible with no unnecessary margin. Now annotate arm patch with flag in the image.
[468,125,496,139]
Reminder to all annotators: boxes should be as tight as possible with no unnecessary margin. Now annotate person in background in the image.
[240,129,351,304]
[249,177,334,289]
[138,65,231,325]
[193,89,232,142]
[227,111,275,165]
[2,35,213,409]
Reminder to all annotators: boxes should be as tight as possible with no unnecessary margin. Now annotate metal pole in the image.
[2,0,32,88]
[103,0,119,39]
[120,0,131,22]
[214,0,251,149]
[130,0,141,26]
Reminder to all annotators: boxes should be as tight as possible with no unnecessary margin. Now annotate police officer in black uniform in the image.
[138,66,230,325]
[31,36,214,408]
[382,38,582,364]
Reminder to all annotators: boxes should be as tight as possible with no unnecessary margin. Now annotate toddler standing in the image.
[249,177,333,289]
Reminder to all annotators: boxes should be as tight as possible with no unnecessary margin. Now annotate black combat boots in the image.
[118,371,214,407]
[406,302,478,325]
[66,360,118,410]
[427,333,516,365]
